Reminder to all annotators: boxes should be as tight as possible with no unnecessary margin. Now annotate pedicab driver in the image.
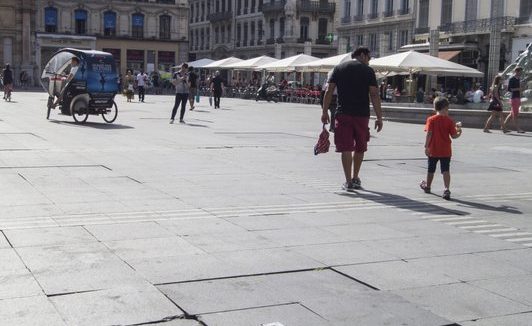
[321,47,384,191]
[53,56,80,106]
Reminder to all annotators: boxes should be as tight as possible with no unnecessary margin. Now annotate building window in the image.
[441,0,452,25]
[399,30,409,46]
[356,34,364,46]
[244,0,249,14]
[244,22,248,46]
[251,0,256,13]
[237,23,241,47]
[74,9,87,35]
[44,7,58,33]
[385,0,393,15]
[300,17,309,41]
[221,25,225,43]
[103,11,116,36]
[132,13,144,38]
[159,15,171,40]
[356,0,364,17]
[206,27,210,49]
[419,0,429,27]
[200,29,204,50]
[344,0,351,18]
[227,24,231,42]
[237,0,241,14]
[251,21,255,45]
[387,31,393,51]
[258,0,263,11]
[195,3,200,22]
[190,5,194,22]
[369,33,377,52]
[258,20,263,42]
[215,27,219,43]
[520,0,532,22]
[370,0,378,14]
[201,2,205,21]
[279,17,285,39]
[401,0,409,13]
[269,18,275,39]
[318,18,327,41]
[465,0,477,21]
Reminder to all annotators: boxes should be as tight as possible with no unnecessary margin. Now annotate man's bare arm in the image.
[369,85,383,132]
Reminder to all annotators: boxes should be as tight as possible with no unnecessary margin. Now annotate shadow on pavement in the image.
[49,120,134,130]
[505,133,532,137]
[183,122,209,128]
[450,197,522,214]
[339,189,470,216]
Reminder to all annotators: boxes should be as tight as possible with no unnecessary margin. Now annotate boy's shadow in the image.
[447,197,521,214]
[339,189,469,216]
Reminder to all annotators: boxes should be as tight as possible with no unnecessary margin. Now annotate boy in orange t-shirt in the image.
[420,97,462,200]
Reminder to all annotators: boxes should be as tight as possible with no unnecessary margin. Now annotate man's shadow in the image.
[446,196,521,214]
[339,189,469,216]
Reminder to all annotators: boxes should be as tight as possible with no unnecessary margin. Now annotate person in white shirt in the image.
[473,87,484,103]
[136,71,148,102]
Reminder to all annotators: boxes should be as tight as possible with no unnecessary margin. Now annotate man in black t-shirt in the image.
[503,67,525,133]
[210,70,224,109]
[321,47,383,191]
[188,66,198,110]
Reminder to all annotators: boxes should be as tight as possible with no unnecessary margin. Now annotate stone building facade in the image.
[34,0,189,76]
[0,0,36,85]
[337,0,415,58]
[188,0,338,60]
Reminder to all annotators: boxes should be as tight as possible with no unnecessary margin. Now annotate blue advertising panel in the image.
[75,10,87,20]
[104,12,116,29]
[73,53,118,94]
[132,14,144,27]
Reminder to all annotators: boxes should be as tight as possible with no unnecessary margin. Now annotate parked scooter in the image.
[256,83,280,103]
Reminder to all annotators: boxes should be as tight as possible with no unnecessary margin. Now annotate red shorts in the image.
[510,98,520,117]
[334,114,370,153]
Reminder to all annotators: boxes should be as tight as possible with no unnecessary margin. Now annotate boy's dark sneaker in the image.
[420,180,431,193]
[443,189,451,200]
[352,177,362,189]
[342,182,354,191]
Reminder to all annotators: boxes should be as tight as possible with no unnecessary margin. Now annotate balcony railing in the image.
[398,8,410,15]
[207,11,233,23]
[353,15,364,22]
[517,16,532,24]
[276,37,284,43]
[266,38,275,44]
[439,16,516,34]
[415,26,430,34]
[383,10,394,17]
[299,1,335,14]
[297,38,312,43]
[262,0,286,13]
[341,16,351,24]
[315,38,330,45]
[367,12,379,19]
[125,0,176,3]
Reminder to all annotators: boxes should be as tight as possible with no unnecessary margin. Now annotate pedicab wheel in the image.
[102,101,118,123]
[71,102,89,124]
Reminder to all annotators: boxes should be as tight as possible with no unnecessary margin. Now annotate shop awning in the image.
[438,51,461,61]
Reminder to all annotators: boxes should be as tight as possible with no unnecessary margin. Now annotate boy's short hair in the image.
[433,96,449,111]
[514,67,523,72]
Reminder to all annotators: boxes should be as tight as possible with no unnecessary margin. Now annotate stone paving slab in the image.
[49,285,184,326]
[0,295,66,326]
[470,275,532,307]
[335,260,459,290]
[393,282,531,322]
[474,248,532,272]
[460,312,532,326]
[3,226,96,247]
[0,270,43,300]
[158,217,247,235]
[103,236,204,260]
[83,221,173,241]
[199,303,329,326]
[290,241,399,266]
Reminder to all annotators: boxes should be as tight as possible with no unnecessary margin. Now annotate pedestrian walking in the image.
[2,63,14,101]
[170,63,189,124]
[483,75,504,133]
[503,67,525,133]
[136,70,148,102]
[188,66,198,110]
[124,69,135,102]
[210,71,224,109]
[321,47,383,191]
[420,97,462,200]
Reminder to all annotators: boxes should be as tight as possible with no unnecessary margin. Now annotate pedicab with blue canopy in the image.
[41,48,119,123]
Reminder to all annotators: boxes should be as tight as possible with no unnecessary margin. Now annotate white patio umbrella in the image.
[203,57,244,69]
[185,58,214,68]
[295,53,353,72]
[257,54,320,72]
[370,50,483,77]
[225,56,279,70]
